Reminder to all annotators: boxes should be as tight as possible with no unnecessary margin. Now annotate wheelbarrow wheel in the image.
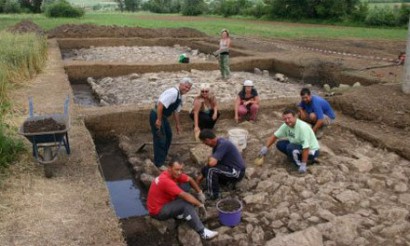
[43,147,53,178]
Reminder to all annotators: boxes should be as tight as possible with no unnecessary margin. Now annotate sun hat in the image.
[243,80,254,87]
[221,28,229,34]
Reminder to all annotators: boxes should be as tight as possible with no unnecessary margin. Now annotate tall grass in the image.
[0,31,48,169]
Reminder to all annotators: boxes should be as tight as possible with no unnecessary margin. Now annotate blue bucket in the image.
[216,198,243,227]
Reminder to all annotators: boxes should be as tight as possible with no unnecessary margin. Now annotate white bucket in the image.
[228,128,249,152]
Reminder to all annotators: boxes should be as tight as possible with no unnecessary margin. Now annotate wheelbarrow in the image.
[18,96,71,178]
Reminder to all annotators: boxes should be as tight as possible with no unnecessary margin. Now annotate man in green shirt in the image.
[258,109,320,173]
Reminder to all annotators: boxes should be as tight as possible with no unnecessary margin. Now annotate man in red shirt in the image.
[147,159,218,240]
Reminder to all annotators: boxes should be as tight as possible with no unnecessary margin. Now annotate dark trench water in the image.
[95,138,178,245]
[95,138,147,219]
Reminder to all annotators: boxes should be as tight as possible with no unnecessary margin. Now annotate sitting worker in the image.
[147,158,218,240]
[190,83,220,140]
[259,109,320,174]
[298,87,335,138]
[234,80,260,123]
[197,129,246,200]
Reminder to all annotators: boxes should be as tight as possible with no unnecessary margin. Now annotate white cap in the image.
[243,80,253,87]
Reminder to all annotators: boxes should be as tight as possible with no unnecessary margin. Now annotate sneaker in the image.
[200,228,218,240]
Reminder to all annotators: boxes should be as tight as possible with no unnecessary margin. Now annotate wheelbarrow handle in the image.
[64,95,70,116]
[29,97,34,117]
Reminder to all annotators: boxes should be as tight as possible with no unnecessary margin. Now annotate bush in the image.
[2,0,22,13]
[350,2,369,22]
[246,0,268,18]
[145,0,181,13]
[0,125,25,169]
[365,6,396,26]
[181,0,205,16]
[45,0,85,18]
[397,4,410,26]
[220,0,240,17]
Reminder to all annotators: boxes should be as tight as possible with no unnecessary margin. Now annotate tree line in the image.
[1,0,409,27]
[120,0,410,27]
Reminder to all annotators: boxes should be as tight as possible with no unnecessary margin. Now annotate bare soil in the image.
[217,199,241,212]
[2,19,410,246]
[23,118,66,133]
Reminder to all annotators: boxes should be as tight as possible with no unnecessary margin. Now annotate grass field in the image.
[0,12,407,40]
[368,2,410,8]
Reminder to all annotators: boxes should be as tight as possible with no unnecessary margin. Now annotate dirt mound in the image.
[7,20,45,36]
[47,24,207,38]
[329,84,410,129]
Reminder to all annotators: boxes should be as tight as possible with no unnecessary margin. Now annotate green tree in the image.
[19,0,42,12]
[181,0,205,15]
[124,0,140,11]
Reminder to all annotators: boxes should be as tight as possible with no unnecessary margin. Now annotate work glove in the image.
[298,163,307,174]
[198,204,208,219]
[198,191,206,204]
[258,146,269,157]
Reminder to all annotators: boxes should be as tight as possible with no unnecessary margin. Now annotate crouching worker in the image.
[197,129,246,200]
[259,109,320,174]
[147,159,218,240]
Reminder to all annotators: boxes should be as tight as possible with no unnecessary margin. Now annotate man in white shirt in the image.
[149,78,192,167]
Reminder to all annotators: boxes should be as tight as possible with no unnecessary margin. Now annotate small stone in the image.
[394,182,408,193]
[254,68,262,74]
[352,82,361,87]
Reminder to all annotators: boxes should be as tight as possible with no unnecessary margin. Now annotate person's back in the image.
[213,138,246,171]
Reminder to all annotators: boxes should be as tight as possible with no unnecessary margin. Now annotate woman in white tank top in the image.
[216,29,231,80]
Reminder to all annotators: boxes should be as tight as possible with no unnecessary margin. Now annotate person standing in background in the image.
[214,29,231,80]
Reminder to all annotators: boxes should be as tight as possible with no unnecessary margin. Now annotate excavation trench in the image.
[85,106,410,245]
[63,37,410,245]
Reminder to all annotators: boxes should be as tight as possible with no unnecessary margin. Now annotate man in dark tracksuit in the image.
[197,129,246,200]
[150,78,192,167]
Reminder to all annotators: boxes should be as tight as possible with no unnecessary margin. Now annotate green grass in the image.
[0,12,407,40]
[368,2,410,8]
[0,32,47,169]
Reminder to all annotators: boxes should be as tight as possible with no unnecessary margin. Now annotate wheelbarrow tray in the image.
[18,114,70,143]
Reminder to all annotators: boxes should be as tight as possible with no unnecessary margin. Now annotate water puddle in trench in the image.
[95,138,178,245]
[95,138,147,219]
[71,83,99,107]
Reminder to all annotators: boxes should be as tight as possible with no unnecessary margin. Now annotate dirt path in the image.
[0,39,124,246]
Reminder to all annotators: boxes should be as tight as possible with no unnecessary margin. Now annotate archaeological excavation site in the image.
[6,23,410,246]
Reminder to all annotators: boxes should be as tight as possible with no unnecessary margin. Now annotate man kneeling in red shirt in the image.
[147,158,218,240]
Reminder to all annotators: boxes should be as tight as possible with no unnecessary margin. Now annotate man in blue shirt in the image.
[298,88,335,138]
[197,129,246,200]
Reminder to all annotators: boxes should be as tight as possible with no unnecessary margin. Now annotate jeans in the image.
[149,110,172,167]
[276,140,320,167]
[151,199,204,232]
